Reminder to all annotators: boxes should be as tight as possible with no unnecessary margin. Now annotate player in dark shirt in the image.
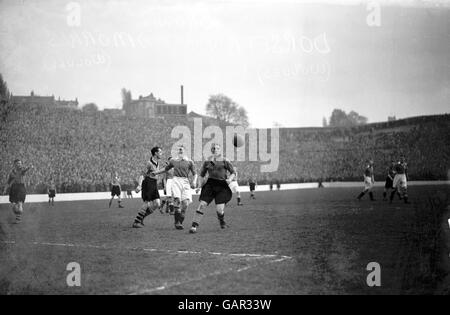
[189,143,235,234]
[132,147,163,228]
[3,159,33,223]
[390,156,410,204]
[248,178,257,199]
[48,179,57,206]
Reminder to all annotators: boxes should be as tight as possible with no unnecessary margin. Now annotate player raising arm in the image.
[357,159,375,201]
[3,159,33,223]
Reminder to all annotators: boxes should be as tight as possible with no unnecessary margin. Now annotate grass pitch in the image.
[0,185,448,294]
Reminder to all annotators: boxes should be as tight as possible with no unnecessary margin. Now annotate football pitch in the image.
[0,186,448,295]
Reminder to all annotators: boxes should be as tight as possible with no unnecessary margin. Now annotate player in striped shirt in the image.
[2,159,33,223]
[383,160,398,201]
[132,147,163,228]
[109,171,124,208]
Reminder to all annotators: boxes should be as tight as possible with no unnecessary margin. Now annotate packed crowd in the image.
[1,104,449,193]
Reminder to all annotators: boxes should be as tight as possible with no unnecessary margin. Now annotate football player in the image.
[109,171,124,208]
[357,159,375,201]
[228,166,243,206]
[132,147,163,228]
[3,159,33,223]
[390,156,410,204]
[189,143,235,234]
[153,145,197,229]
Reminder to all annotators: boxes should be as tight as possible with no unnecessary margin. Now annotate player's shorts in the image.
[171,177,192,202]
[111,185,121,197]
[141,177,160,202]
[9,183,26,203]
[364,176,373,190]
[228,180,239,193]
[393,174,407,191]
[384,176,393,189]
[199,178,232,205]
[48,189,56,198]
[165,178,174,197]
[249,183,256,191]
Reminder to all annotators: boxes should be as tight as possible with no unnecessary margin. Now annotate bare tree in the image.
[206,94,249,127]
[82,103,99,112]
[329,108,368,127]
[0,73,10,99]
[0,73,13,123]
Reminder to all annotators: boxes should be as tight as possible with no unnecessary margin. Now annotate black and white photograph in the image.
[0,0,449,299]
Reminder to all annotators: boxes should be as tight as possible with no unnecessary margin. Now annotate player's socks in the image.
[190,210,204,232]
[369,192,375,201]
[134,204,149,224]
[169,204,174,215]
[217,212,226,228]
[237,197,242,205]
[174,211,180,224]
[109,199,113,208]
[389,190,396,203]
[15,213,22,223]
[403,195,410,204]
[174,207,184,229]
[383,192,386,200]
[11,204,17,214]
[179,208,186,225]
[189,222,199,233]
[357,191,365,200]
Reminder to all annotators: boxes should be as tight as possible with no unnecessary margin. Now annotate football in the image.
[233,134,244,147]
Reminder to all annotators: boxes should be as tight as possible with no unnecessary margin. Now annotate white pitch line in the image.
[0,240,292,261]
[128,255,293,295]
[1,239,293,295]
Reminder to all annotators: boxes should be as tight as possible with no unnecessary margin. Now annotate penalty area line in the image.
[0,240,292,261]
[127,255,293,295]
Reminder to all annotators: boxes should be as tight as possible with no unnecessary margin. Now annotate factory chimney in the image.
[181,85,184,105]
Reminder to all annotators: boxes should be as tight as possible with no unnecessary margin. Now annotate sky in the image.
[0,0,449,128]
